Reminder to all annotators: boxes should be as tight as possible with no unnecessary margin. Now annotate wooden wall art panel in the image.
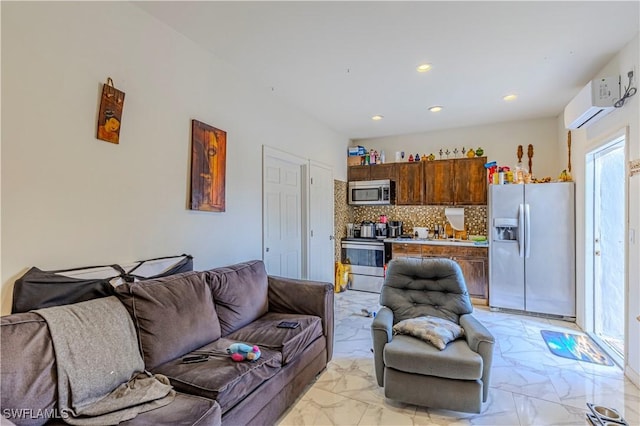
[190,120,226,212]
[96,78,125,144]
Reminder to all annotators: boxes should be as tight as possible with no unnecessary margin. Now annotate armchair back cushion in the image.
[205,260,269,336]
[115,271,221,369]
[381,257,473,324]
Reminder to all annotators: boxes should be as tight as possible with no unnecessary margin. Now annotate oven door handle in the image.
[342,243,384,250]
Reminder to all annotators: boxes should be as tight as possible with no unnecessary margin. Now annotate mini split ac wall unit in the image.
[563,76,618,130]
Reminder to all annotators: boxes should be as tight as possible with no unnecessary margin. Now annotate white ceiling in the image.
[134,1,640,140]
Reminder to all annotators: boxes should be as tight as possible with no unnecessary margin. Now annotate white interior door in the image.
[591,138,625,359]
[308,161,334,283]
[263,147,305,279]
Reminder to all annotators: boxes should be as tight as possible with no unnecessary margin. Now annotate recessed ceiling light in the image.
[371,115,384,121]
[428,106,443,112]
[503,94,518,102]
[417,63,432,73]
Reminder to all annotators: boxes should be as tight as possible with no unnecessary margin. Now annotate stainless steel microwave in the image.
[348,179,395,205]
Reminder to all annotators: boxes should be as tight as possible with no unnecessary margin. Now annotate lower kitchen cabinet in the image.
[391,243,488,304]
[391,242,423,259]
[451,256,488,302]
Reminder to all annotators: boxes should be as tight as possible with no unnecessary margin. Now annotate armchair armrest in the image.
[371,306,394,386]
[267,276,334,362]
[460,313,494,402]
[460,314,494,352]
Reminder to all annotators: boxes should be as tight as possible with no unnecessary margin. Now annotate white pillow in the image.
[393,316,465,350]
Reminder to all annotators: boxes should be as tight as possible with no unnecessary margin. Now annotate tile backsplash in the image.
[352,205,487,236]
[333,179,487,260]
[334,180,353,260]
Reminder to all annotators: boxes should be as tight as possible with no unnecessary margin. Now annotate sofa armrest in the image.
[267,276,334,362]
[371,306,393,387]
[460,313,494,402]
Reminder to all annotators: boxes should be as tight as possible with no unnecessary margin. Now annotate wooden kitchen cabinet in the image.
[370,163,397,181]
[396,162,424,205]
[392,243,489,304]
[424,160,454,205]
[348,157,486,206]
[347,163,396,181]
[424,157,487,205]
[391,243,423,259]
[452,256,488,302]
[347,165,371,181]
[454,157,487,205]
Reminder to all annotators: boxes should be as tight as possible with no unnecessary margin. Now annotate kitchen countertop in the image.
[384,238,488,247]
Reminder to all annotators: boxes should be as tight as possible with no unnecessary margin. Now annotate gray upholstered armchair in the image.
[371,257,495,413]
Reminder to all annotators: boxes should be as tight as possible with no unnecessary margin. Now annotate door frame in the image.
[584,128,629,366]
[307,160,335,282]
[262,145,308,278]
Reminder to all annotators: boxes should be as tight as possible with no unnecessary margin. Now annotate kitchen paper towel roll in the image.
[445,208,465,231]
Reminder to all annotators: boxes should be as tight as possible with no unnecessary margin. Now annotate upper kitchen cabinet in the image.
[396,162,424,205]
[454,157,487,205]
[347,165,371,181]
[424,157,487,205]
[370,163,397,181]
[424,160,455,205]
[347,163,396,181]
[347,157,486,206]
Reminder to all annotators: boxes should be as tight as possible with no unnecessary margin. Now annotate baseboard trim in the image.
[489,306,575,322]
[625,364,640,388]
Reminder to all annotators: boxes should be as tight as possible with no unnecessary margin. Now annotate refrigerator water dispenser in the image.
[493,218,518,241]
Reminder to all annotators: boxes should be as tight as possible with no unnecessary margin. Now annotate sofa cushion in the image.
[115,271,221,369]
[153,338,282,413]
[384,334,483,380]
[1,313,57,426]
[205,260,269,336]
[226,312,323,364]
[120,393,221,426]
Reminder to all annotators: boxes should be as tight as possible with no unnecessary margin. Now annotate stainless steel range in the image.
[340,238,389,293]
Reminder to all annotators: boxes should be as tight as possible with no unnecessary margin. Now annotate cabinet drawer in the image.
[392,243,422,258]
[420,245,455,257]
[420,245,487,258]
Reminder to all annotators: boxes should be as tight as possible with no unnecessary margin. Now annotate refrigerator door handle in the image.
[525,204,531,258]
[518,204,525,258]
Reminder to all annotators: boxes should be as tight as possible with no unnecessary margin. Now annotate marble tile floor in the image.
[278,290,640,426]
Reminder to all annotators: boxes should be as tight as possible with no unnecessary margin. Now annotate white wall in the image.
[355,117,561,180]
[565,33,639,385]
[0,2,348,315]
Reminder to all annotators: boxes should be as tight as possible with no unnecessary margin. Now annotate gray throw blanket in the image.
[36,296,175,425]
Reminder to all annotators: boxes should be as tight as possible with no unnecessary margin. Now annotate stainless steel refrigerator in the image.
[489,182,575,318]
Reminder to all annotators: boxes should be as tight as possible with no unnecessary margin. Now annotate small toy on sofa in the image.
[227,343,261,362]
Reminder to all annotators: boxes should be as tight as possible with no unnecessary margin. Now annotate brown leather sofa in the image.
[1,260,334,425]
